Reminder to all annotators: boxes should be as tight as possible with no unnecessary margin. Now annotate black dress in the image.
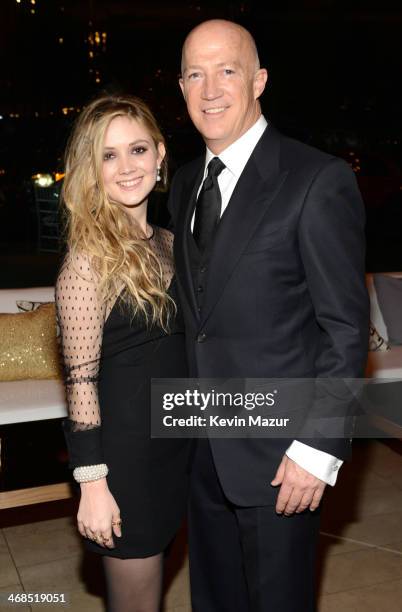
[56,227,191,558]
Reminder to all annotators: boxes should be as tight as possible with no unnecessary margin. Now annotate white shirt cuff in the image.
[285,440,343,486]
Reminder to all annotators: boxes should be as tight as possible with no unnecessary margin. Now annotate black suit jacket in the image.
[168,125,369,506]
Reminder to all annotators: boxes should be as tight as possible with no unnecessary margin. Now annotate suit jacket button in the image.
[197,332,206,343]
[197,285,203,293]
[200,266,207,273]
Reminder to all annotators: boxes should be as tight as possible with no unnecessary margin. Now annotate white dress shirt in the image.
[195,114,343,486]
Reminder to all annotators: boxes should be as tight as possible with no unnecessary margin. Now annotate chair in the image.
[33,182,61,252]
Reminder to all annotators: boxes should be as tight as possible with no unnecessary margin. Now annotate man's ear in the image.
[254,68,268,100]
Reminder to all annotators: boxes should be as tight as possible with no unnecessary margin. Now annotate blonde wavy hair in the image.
[62,94,174,330]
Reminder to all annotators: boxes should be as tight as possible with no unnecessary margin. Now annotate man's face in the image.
[180,25,267,154]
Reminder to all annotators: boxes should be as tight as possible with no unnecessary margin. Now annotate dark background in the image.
[0,0,401,279]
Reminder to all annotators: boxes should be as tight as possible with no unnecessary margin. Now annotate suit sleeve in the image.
[296,158,369,459]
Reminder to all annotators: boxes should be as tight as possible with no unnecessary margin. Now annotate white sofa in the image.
[0,279,401,423]
[0,287,70,510]
[366,274,402,378]
[0,279,401,408]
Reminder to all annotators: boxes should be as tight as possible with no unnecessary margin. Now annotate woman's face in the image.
[102,115,165,210]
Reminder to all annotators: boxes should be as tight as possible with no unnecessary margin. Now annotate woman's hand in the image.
[77,478,122,548]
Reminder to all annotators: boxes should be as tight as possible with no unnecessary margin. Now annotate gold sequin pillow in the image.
[0,303,62,381]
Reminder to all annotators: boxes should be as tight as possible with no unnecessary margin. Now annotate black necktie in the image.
[193,157,226,252]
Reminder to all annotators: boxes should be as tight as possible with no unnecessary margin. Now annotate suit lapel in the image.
[200,126,288,325]
[173,159,204,319]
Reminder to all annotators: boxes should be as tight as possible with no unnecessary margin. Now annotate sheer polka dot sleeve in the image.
[55,252,105,434]
[151,226,174,288]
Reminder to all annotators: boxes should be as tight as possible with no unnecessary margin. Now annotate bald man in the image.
[168,19,368,612]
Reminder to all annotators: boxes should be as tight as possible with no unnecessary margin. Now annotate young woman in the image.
[56,95,191,612]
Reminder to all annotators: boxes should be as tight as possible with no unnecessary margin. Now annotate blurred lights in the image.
[32,174,54,187]
[87,27,107,83]
[31,172,65,186]
[61,107,76,115]
[348,151,361,174]
[59,37,64,44]
[88,31,105,47]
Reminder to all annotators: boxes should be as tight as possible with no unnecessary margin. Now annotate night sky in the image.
[1,1,401,129]
[0,0,401,266]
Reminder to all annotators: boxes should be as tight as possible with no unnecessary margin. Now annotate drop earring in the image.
[156,166,161,182]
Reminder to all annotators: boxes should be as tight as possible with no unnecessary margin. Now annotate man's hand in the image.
[271,455,326,516]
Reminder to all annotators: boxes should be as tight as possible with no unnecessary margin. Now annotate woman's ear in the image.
[157,142,166,165]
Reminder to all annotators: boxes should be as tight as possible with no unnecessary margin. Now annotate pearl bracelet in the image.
[73,463,109,483]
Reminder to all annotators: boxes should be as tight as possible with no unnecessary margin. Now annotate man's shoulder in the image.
[257,125,350,182]
[279,131,337,170]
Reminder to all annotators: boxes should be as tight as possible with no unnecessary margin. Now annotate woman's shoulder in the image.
[57,248,96,284]
[154,225,173,244]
